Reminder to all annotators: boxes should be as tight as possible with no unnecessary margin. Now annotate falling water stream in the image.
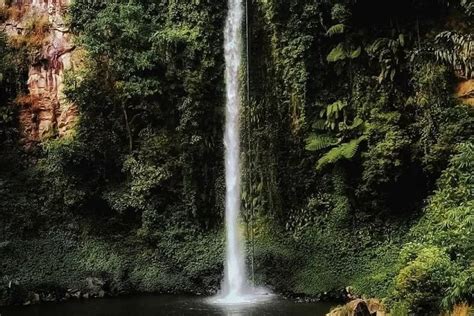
[210,0,272,305]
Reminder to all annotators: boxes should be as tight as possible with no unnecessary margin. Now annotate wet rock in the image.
[351,299,371,316]
[345,286,356,300]
[42,293,56,302]
[85,277,105,294]
[327,299,386,316]
[366,299,386,316]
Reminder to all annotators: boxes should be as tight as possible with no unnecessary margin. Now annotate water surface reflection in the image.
[0,295,335,316]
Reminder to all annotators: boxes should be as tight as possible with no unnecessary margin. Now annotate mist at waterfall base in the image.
[209,0,272,306]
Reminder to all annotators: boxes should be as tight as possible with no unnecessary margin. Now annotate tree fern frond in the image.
[435,31,474,79]
[346,116,365,130]
[461,0,474,15]
[327,43,346,62]
[326,24,346,37]
[312,119,327,130]
[305,134,338,152]
[316,136,365,170]
[349,46,361,59]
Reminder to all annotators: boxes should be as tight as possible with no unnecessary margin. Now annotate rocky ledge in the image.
[327,299,386,316]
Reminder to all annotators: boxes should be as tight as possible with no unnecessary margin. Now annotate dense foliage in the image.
[0,0,472,314]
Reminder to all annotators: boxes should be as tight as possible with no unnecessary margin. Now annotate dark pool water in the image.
[0,295,335,316]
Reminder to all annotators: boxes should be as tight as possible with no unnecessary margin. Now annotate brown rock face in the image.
[456,79,474,106]
[2,0,77,146]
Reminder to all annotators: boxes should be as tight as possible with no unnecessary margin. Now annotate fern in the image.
[320,100,348,130]
[326,24,346,37]
[340,116,365,131]
[327,100,343,117]
[327,43,361,63]
[327,43,346,62]
[349,46,361,59]
[367,35,406,83]
[305,134,338,152]
[316,136,365,170]
[311,119,327,130]
[435,31,473,79]
[461,0,474,16]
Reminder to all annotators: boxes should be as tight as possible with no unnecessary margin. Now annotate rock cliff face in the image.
[1,0,77,145]
[456,79,474,106]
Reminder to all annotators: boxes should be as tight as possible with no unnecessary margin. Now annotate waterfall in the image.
[222,0,247,299]
[210,0,272,305]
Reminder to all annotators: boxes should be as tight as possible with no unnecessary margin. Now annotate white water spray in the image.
[222,0,246,299]
[211,0,272,305]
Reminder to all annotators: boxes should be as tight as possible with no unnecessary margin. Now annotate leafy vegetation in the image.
[0,0,473,314]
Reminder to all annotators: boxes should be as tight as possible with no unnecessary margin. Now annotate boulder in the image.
[350,299,371,316]
[85,277,105,294]
[327,299,386,316]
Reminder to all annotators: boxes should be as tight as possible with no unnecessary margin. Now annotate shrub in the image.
[448,303,472,316]
[7,12,50,61]
[393,245,458,314]
[389,301,410,316]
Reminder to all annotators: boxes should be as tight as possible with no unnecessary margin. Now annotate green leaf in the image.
[398,33,405,47]
[390,69,396,81]
[349,46,361,59]
[327,43,346,62]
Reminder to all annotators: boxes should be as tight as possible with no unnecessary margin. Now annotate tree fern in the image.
[316,136,365,170]
[305,134,338,151]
